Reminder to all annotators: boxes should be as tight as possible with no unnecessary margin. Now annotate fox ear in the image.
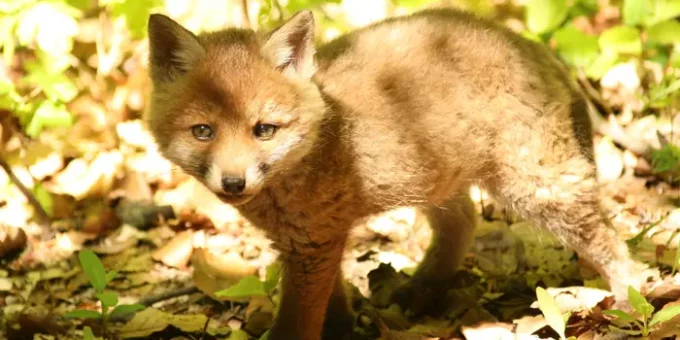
[262,10,317,79]
[147,14,204,82]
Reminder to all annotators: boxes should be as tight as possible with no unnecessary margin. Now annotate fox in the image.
[146,8,655,340]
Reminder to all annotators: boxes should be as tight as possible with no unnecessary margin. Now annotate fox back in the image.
[147,8,591,217]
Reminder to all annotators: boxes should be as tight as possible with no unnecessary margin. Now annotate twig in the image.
[240,0,251,28]
[0,156,50,228]
[137,284,199,307]
[577,71,653,159]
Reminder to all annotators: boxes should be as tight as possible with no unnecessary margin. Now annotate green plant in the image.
[64,250,145,338]
[524,0,680,82]
[603,285,680,337]
[214,261,282,340]
[215,260,282,305]
[535,287,576,340]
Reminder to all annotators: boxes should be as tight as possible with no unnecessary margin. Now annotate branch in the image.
[577,71,654,159]
[0,156,50,228]
[240,0,251,28]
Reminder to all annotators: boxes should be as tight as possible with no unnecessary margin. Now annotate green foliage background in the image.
[1,0,679,170]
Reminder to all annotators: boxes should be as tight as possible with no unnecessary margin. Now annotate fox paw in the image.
[610,263,660,311]
[322,310,355,340]
[388,280,450,316]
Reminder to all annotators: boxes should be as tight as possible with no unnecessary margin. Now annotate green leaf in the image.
[64,309,102,319]
[286,0,342,12]
[110,304,145,319]
[552,25,600,68]
[599,25,642,55]
[651,144,680,173]
[0,17,17,64]
[24,101,74,137]
[111,0,163,39]
[603,309,637,323]
[106,270,118,284]
[647,20,680,45]
[83,326,95,340]
[32,182,53,216]
[525,0,569,34]
[259,330,270,340]
[228,329,251,340]
[569,0,598,17]
[215,275,266,299]
[649,304,680,326]
[644,0,680,27]
[628,285,654,319]
[0,77,13,95]
[67,0,90,10]
[96,291,119,309]
[78,250,108,292]
[623,0,651,26]
[24,67,78,102]
[585,50,619,79]
[536,287,567,339]
[264,261,282,294]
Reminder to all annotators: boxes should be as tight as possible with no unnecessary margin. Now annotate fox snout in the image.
[222,176,246,194]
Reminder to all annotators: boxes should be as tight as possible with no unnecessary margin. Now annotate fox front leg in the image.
[270,242,346,340]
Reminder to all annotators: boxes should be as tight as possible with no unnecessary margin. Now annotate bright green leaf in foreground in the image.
[628,285,654,319]
[110,304,146,319]
[649,304,680,326]
[215,275,266,299]
[96,291,119,310]
[603,309,637,323]
[78,250,108,292]
[599,25,642,55]
[536,287,567,339]
[83,326,95,340]
[264,261,282,294]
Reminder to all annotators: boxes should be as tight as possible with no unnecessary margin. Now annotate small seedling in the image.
[535,287,576,340]
[215,261,282,306]
[64,250,145,338]
[603,285,680,337]
[216,261,282,339]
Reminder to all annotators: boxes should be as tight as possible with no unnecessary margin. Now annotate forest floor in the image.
[1,112,680,340]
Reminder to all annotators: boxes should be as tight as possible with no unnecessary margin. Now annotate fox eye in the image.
[192,124,214,140]
[254,123,278,140]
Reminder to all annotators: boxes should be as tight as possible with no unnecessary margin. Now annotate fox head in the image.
[146,11,326,205]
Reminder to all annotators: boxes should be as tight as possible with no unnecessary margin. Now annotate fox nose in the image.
[222,176,246,194]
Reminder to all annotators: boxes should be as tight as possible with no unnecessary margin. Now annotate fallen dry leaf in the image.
[0,225,27,259]
[191,247,258,301]
[151,230,193,268]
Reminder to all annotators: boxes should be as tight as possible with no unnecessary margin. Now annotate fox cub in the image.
[147,8,651,340]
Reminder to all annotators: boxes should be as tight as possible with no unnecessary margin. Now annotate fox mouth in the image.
[216,193,254,206]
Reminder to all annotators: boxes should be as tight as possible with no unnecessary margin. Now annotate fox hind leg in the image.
[488,127,654,305]
[390,193,477,315]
